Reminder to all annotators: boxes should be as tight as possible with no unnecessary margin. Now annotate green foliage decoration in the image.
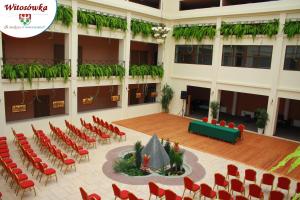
[55,5,73,27]
[134,141,143,169]
[255,108,269,129]
[271,146,300,174]
[220,19,279,39]
[129,65,164,80]
[77,10,127,32]
[161,84,174,113]
[131,19,157,38]
[77,64,125,81]
[284,20,300,39]
[2,63,71,85]
[172,25,216,41]
[210,101,220,119]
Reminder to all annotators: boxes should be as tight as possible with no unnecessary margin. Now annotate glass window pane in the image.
[175,45,213,65]
[284,46,300,71]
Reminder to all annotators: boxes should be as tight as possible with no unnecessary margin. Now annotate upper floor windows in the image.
[129,0,160,9]
[284,46,300,71]
[180,0,220,11]
[175,45,213,65]
[222,45,273,69]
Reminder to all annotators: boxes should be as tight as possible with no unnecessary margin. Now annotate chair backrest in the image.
[249,184,262,198]
[220,120,226,126]
[79,187,89,200]
[269,190,284,200]
[200,183,212,197]
[128,192,139,200]
[228,122,235,128]
[231,179,243,192]
[261,173,275,186]
[112,184,121,197]
[277,177,291,190]
[37,162,45,173]
[149,182,159,195]
[235,195,248,200]
[215,173,226,186]
[218,190,232,200]
[165,189,177,200]
[184,176,194,190]
[227,164,239,176]
[245,169,256,181]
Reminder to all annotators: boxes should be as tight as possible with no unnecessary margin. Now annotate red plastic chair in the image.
[128,193,143,200]
[36,162,57,186]
[200,183,216,199]
[79,187,101,200]
[269,190,284,200]
[214,173,229,190]
[244,169,256,184]
[248,184,263,200]
[235,195,248,200]
[148,182,165,199]
[112,184,129,200]
[218,190,233,200]
[230,179,245,196]
[183,176,200,198]
[220,120,226,127]
[276,177,291,196]
[202,117,208,123]
[237,124,245,140]
[227,164,240,179]
[211,119,217,125]
[228,122,235,128]
[165,189,182,200]
[260,173,275,190]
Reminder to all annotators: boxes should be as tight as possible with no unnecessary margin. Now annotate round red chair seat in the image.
[89,194,101,200]
[64,159,75,165]
[44,168,56,175]
[0,152,10,158]
[12,168,23,174]
[119,190,129,199]
[78,149,88,155]
[17,173,28,181]
[7,162,17,169]
[20,180,34,189]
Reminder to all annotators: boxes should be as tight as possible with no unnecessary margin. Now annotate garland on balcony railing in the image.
[284,20,300,39]
[172,24,216,42]
[78,64,125,80]
[77,9,127,32]
[129,65,164,79]
[55,4,73,27]
[2,63,71,85]
[131,19,159,38]
[220,19,279,39]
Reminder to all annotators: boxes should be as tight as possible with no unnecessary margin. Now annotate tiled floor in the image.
[0,125,298,200]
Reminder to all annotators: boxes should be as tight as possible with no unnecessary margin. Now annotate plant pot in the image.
[111,95,120,102]
[150,92,158,97]
[257,128,264,134]
[82,97,93,105]
[136,92,142,99]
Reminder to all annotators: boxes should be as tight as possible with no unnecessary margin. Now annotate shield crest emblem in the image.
[19,14,31,26]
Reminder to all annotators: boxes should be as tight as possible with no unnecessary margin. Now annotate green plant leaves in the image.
[172,25,216,42]
[1,63,71,85]
[77,64,125,80]
[77,10,127,32]
[131,19,156,38]
[284,20,300,39]
[220,19,279,39]
[161,84,174,113]
[129,65,164,79]
[55,5,73,27]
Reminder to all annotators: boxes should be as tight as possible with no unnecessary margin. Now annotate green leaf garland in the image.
[172,25,216,41]
[131,19,157,38]
[284,20,300,39]
[55,5,73,27]
[77,64,125,81]
[129,65,164,79]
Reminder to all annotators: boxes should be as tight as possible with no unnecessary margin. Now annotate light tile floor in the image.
[0,125,298,200]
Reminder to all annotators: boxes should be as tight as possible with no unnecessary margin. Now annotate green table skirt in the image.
[188,120,240,144]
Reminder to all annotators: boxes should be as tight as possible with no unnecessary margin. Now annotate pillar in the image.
[231,92,238,116]
[283,99,290,120]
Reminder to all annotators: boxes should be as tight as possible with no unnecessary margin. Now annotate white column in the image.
[231,92,238,116]
[265,13,286,136]
[208,17,222,121]
[283,99,290,120]
[67,0,78,123]
[120,12,131,119]
[0,32,5,137]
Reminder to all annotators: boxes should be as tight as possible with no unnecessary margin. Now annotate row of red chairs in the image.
[0,136,36,200]
[13,128,57,187]
[65,120,97,149]
[32,125,76,175]
[49,122,90,163]
[80,118,111,144]
[92,116,126,141]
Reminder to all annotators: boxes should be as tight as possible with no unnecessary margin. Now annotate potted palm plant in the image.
[210,101,220,119]
[255,108,269,134]
[161,84,174,113]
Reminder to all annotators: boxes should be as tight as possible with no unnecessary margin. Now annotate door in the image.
[54,44,65,64]
[34,95,50,118]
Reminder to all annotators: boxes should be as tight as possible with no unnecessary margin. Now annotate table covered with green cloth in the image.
[188,120,240,144]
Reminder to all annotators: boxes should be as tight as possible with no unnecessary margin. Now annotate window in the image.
[129,0,160,9]
[284,46,300,71]
[128,84,157,105]
[180,0,220,10]
[175,45,213,65]
[222,45,272,69]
